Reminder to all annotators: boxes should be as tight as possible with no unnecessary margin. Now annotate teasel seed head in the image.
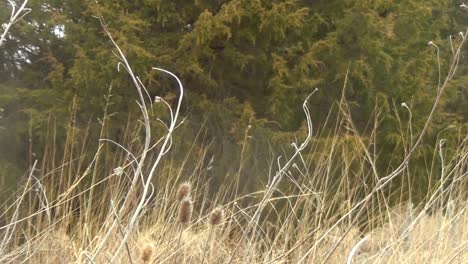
[141,244,153,263]
[209,207,224,226]
[178,197,193,224]
[176,182,191,202]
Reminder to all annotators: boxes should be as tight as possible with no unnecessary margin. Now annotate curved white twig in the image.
[0,0,30,47]
[347,235,369,264]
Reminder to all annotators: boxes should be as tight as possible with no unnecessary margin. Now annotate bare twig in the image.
[0,0,31,47]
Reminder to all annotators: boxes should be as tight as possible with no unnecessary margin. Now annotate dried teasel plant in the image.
[201,207,225,264]
[208,207,224,226]
[176,182,191,202]
[175,197,193,264]
[141,244,153,263]
[177,197,193,224]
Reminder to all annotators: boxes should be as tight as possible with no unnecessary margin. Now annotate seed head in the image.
[209,207,224,226]
[178,197,193,224]
[141,244,153,263]
[176,182,191,202]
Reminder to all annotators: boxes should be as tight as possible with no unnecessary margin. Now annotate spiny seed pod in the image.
[141,244,153,263]
[178,197,193,224]
[176,182,191,202]
[209,207,224,226]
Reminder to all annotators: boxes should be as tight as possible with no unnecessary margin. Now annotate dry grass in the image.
[1,191,466,263]
[0,108,466,263]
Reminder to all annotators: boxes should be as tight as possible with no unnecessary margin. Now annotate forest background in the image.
[0,0,467,204]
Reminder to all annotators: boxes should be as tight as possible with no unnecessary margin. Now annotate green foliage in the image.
[0,0,466,202]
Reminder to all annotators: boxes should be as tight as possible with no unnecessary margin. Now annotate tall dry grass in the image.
[0,122,466,263]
